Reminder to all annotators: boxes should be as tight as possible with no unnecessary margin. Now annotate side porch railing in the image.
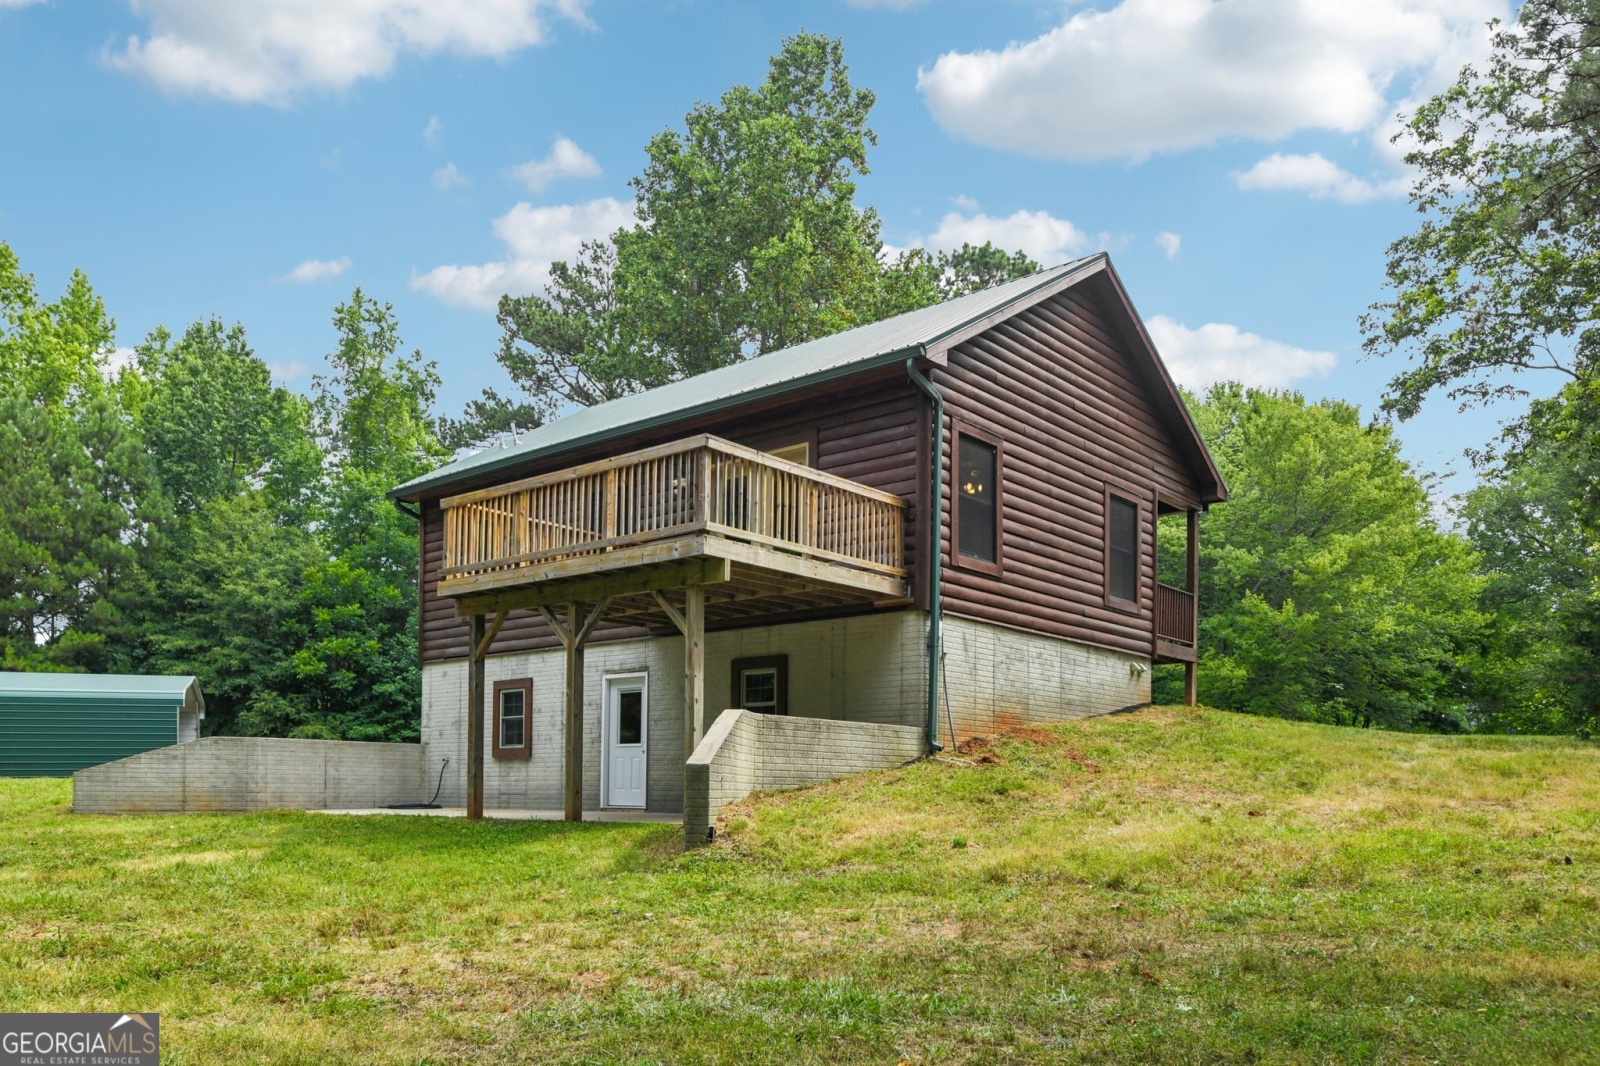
[1154,581,1196,647]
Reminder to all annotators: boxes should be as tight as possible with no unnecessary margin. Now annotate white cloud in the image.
[423,115,444,147]
[509,137,601,192]
[0,0,46,9]
[1234,152,1407,203]
[432,162,469,190]
[104,347,138,378]
[1147,315,1337,391]
[914,208,1091,266]
[282,256,351,283]
[411,197,632,310]
[1155,231,1182,260]
[268,359,309,382]
[917,0,1506,163]
[105,0,593,104]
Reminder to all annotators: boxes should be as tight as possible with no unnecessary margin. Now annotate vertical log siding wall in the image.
[931,288,1201,659]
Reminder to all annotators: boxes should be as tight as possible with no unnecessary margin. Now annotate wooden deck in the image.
[438,435,913,822]
[437,434,911,622]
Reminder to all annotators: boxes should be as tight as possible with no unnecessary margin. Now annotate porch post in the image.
[564,601,584,823]
[467,612,485,820]
[684,583,705,760]
[1184,507,1199,707]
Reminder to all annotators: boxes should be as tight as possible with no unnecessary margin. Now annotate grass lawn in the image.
[2,706,1598,1064]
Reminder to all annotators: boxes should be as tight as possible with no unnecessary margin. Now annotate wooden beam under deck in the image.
[462,558,905,641]
[454,556,730,617]
[442,533,908,604]
[441,536,721,600]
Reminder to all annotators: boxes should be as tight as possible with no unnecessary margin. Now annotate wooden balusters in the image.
[440,436,907,587]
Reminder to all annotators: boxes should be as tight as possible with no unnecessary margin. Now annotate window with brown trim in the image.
[767,442,811,466]
[951,423,1003,575]
[1103,488,1141,610]
[493,678,532,759]
[730,655,788,715]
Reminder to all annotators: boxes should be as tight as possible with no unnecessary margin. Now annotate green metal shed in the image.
[0,673,204,777]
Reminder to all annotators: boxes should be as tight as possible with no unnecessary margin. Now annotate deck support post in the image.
[1184,508,1199,707]
[684,584,705,759]
[466,612,486,820]
[563,601,584,822]
[537,599,611,823]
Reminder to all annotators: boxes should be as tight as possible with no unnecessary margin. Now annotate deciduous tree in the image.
[459,37,1040,440]
[1158,386,1485,730]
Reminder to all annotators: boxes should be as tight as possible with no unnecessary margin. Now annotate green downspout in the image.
[906,356,944,753]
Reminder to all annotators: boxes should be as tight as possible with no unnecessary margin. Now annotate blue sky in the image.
[0,0,1556,499]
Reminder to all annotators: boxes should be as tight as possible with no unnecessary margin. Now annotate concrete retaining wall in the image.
[683,710,925,845]
[72,737,426,814]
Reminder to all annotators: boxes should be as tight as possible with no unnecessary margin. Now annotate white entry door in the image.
[604,674,648,808]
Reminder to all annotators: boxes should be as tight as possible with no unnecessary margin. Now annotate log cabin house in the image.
[389,254,1226,823]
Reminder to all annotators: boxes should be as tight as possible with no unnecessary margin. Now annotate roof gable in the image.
[394,253,1225,503]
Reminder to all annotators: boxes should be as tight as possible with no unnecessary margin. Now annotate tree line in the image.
[4,23,1597,739]
[0,260,445,739]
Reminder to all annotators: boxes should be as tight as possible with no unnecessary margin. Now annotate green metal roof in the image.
[393,255,1103,500]
[0,672,201,703]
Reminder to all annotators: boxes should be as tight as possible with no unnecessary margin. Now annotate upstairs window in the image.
[767,442,811,466]
[954,427,1001,571]
[1106,492,1140,608]
[493,679,532,759]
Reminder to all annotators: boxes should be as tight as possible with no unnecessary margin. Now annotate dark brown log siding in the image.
[419,373,921,663]
[932,286,1201,657]
[419,281,1212,664]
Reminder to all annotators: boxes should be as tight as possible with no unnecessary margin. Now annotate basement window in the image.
[731,655,788,716]
[493,679,532,759]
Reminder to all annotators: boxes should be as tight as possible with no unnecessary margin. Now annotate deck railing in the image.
[440,435,907,588]
[1155,582,1196,646]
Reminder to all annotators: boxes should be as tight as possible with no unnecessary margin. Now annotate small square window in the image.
[499,689,524,748]
[493,679,532,759]
[731,656,788,716]
[741,669,778,713]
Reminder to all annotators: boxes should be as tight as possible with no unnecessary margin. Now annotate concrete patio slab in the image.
[307,807,680,823]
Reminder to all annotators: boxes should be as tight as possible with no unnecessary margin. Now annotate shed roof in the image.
[392,256,1103,500]
[0,673,204,714]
